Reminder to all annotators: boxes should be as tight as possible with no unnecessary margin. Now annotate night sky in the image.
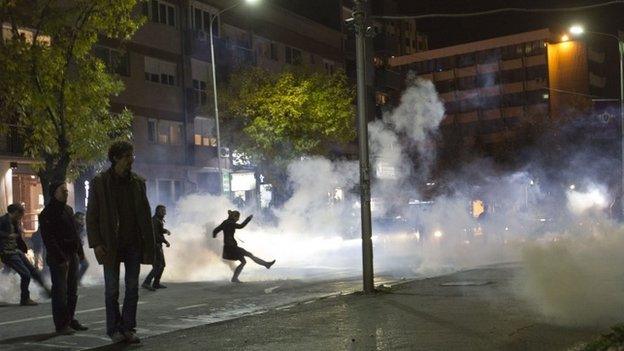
[396,0,624,48]
[275,1,623,48]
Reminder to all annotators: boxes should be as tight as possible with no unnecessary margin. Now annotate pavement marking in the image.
[0,302,146,326]
[73,333,112,341]
[264,285,281,294]
[22,342,85,349]
[175,303,207,311]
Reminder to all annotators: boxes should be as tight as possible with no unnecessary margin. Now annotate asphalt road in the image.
[0,268,401,351]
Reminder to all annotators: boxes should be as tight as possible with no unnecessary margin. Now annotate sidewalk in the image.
[92,265,605,351]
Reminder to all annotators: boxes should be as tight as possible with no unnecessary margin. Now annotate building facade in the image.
[88,0,344,209]
[0,1,345,225]
[388,28,614,152]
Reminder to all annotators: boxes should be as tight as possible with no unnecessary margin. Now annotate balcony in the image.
[189,143,218,168]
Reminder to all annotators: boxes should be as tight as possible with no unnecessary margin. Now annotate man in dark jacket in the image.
[142,205,170,291]
[0,203,49,305]
[86,141,155,344]
[39,182,88,335]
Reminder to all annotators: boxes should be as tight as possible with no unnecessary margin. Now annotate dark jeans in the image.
[1,251,46,302]
[48,254,79,330]
[143,246,165,286]
[103,248,141,336]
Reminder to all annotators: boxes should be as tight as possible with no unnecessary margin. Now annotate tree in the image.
[0,0,142,200]
[220,67,356,203]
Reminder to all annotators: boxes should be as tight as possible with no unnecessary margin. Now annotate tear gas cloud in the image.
[2,75,620,327]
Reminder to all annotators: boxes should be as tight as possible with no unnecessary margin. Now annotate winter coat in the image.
[86,168,155,265]
[152,215,168,246]
[39,199,84,264]
[0,214,27,256]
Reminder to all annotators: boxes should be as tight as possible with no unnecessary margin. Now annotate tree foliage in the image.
[0,0,142,197]
[221,67,356,162]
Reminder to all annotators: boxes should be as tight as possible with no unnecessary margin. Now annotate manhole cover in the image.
[440,281,493,286]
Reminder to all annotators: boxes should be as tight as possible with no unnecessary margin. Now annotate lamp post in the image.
[569,25,624,218]
[208,0,259,195]
[352,0,375,294]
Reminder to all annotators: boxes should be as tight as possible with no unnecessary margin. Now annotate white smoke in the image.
[382,77,445,172]
[516,217,624,326]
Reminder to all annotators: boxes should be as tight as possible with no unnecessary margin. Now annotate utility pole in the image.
[353,0,375,294]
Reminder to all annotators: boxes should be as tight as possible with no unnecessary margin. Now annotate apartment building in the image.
[388,28,613,150]
[1,1,345,220]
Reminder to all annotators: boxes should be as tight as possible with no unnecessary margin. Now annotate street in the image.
[91,264,605,351]
[0,268,401,350]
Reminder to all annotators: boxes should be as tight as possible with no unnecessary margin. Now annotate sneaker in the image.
[122,330,141,344]
[56,326,75,335]
[70,320,89,331]
[265,260,276,269]
[141,283,155,291]
[153,283,167,289]
[109,331,125,343]
[19,299,38,306]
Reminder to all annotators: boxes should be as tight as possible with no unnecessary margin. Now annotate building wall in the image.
[387,29,600,150]
[101,0,345,204]
[547,41,591,120]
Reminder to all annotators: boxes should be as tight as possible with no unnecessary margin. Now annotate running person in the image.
[212,210,275,283]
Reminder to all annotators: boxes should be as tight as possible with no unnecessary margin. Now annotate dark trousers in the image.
[143,246,165,286]
[1,251,46,302]
[48,254,79,330]
[103,248,141,336]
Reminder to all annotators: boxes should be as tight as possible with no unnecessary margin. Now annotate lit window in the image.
[194,117,216,147]
[148,118,183,145]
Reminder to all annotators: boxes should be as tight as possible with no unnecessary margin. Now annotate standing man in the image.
[142,205,170,291]
[0,203,50,305]
[86,141,155,344]
[39,182,88,335]
[73,212,89,284]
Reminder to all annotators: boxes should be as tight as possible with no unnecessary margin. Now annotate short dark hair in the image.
[108,140,134,165]
[7,203,25,214]
[155,205,166,212]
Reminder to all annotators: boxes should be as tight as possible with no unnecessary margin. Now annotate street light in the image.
[208,0,260,195]
[569,24,624,218]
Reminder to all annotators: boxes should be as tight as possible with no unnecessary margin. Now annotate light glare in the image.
[569,25,584,35]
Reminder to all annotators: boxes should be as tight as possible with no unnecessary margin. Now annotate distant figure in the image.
[73,212,89,284]
[39,182,88,335]
[30,228,45,270]
[86,140,155,344]
[213,210,275,283]
[0,203,50,305]
[142,205,170,291]
[232,196,245,209]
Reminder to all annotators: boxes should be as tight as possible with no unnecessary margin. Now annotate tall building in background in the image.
[389,28,616,156]
[341,0,428,121]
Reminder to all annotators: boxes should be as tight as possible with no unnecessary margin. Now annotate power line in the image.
[372,1,624,20]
